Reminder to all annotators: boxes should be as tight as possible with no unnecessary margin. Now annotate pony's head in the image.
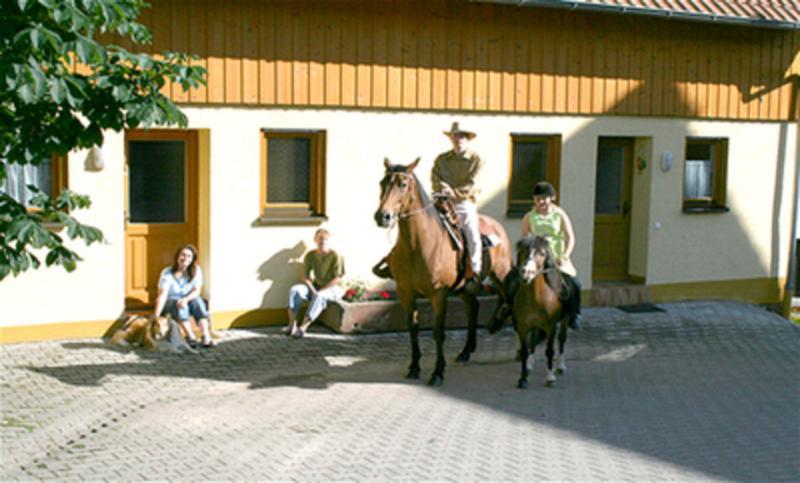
[374,157,422,227]
[516,235,558,283]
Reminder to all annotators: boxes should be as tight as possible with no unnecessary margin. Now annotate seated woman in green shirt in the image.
[520,181,582,330]
[285,228,345,338]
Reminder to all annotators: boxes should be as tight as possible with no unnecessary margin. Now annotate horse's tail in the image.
[486,267,520,334]
[478,215,513,281]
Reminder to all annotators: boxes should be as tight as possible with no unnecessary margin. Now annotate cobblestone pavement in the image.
[1,300,798,482]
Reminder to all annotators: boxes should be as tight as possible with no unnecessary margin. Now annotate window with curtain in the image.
[683,138,728,211]
[260,129,326,220]
[507,134,561,217]
[1,156,65,208]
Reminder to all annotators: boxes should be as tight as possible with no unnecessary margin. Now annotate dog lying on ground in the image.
[110,315,197,355]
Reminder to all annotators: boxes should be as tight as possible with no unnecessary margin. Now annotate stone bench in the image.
[318,295,500,334]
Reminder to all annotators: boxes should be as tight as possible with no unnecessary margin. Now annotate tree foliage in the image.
[0,0,206,280]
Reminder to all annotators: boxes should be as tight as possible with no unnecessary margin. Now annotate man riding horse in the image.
[373,121,487,294]
[431,122,485,293]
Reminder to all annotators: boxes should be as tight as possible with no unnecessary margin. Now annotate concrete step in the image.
[589,282,647,307]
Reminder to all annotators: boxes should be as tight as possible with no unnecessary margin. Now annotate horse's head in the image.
[374,157,421,227]
[516,235,557,282]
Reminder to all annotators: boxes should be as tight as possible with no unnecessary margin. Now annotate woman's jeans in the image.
[161,298,209,323]
[288,284,343,322]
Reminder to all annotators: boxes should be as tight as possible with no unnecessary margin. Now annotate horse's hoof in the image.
[455,351,471,363]
[517,379,528,389]
[406,368,420,379]
[545,379,556,387]
[427,374,443,386]
[556,367,565,375]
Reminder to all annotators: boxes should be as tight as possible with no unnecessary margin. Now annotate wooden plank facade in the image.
[135,0,799,121]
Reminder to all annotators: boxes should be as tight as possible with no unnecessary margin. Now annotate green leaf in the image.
[17,0,31,11]
[7,218,35,242]
[28,224,52,248]
[0,263,10,281]
[28,27,41,49]
[50,78,66,103]
[75,37,93,63]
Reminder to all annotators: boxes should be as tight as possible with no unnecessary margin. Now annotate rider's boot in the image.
[372,256,392,279]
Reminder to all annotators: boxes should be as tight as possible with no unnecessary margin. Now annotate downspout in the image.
[784,81,800,319]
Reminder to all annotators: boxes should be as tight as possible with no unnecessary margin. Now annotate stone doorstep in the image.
[318,295,501,334]
[589,283,648,307]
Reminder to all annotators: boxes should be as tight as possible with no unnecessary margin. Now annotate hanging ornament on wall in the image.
[85,145,105,172]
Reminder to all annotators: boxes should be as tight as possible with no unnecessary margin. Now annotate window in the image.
[683,138,728,212]
[507,134,561,217]
[260,129,327,222]
[1,156,67,208]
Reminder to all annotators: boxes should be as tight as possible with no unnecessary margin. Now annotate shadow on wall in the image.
[256,241,307,308]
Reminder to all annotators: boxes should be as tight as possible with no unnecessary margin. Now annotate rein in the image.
[398,201,434,219]
[523,266,557,281]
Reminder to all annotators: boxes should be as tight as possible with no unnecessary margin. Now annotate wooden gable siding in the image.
[139,0,799,121]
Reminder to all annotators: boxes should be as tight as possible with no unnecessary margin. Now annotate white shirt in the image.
[158,266,203,301]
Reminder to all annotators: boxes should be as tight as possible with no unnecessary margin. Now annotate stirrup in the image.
[372,262,392,279]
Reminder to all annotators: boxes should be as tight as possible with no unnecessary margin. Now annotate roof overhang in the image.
[473,0,800,30]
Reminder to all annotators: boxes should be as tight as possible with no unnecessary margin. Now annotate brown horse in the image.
[513,235,569,389]
[374,158,513,386]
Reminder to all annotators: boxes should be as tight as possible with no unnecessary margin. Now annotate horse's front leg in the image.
[428,290,448,386]
[456,293,479,362]
[544,330,557,387]
[555,318,569,375]
[403,300,421,380]
[516,321,529,389]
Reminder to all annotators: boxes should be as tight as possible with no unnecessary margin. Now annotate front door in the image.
[125,130,198,309]
[592,137,633,281]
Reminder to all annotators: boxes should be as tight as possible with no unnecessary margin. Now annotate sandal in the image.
[187,339,198,349]
[291,330,304,339]
[202,339,218,348]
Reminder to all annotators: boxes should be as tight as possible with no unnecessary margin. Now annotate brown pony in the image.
[513,235,569,389]
[374,158,513,386]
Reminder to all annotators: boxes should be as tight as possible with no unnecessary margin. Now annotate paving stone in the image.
[1,300,798,481]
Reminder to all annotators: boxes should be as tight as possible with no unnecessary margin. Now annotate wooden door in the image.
[592,137,634,281]
[125,130,198,309]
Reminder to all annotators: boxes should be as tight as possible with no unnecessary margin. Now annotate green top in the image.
[304,250,345,288]
[525,210,566,260]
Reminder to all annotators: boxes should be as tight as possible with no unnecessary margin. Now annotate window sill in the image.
[253,215,328,227]
[682,205,730,214]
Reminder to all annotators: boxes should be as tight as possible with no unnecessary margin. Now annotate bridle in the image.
[519,245,557,282]
[378,171,434,225]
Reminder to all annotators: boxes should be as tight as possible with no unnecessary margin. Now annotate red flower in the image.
[345,288,357,298]
[380,291,391,299]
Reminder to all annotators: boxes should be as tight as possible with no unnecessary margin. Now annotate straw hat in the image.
[443,121,476,139]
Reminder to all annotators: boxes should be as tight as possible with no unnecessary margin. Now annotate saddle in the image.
[434,195,498,291]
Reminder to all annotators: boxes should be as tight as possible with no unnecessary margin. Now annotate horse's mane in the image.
[388,164,445,231]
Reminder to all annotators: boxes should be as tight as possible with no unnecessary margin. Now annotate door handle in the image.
[622,201,630,217]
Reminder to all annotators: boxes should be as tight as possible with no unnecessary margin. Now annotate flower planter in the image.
[318,295,500,334]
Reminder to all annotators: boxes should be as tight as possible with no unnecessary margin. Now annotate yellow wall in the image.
[0,107,795,339]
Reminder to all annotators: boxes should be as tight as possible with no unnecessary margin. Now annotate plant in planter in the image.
[342,279,397,303]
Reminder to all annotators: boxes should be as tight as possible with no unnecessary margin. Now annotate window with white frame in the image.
[1,156,67,208]
[683,138,728,211]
